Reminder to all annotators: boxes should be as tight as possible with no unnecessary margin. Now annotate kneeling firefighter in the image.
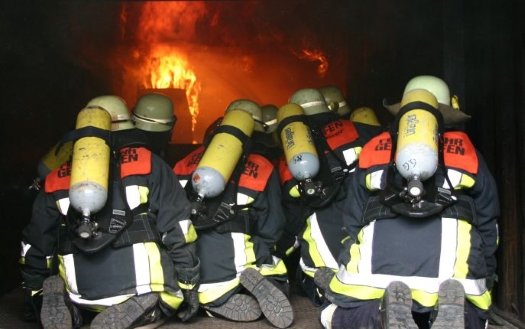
[275,87,380,306]
[318,76,499,329]
[20,95,200,329]
[173,99,294,328]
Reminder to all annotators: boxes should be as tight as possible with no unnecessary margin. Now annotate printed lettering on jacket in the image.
[173,145,205,177]
[45,147,152,193]
[324,119,359,152]
[45,161,72,192]
[359,131,479,174]
[119,147,152,178]
[358,132,392,169]
[239,154,273,192]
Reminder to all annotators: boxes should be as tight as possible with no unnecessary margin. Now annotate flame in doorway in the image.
[141,46,201,132]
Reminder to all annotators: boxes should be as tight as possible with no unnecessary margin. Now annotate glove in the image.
[22,288,42,323]
[177,287,199,322]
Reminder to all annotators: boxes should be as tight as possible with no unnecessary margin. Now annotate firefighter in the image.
[173,99,294,328]
[20,95,200,329]
[256,104,282,165]
[132,92,176,160]
[275,87,378,307]
[316,76,499,329]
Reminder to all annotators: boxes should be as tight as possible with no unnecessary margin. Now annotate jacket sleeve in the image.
[20,190,61,290]
[148,155,199,286]
[470,151,500,279]
[251,169,287,266]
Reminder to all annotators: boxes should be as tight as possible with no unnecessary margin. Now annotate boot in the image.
[240,268,294,328]
[90,293,159,329]
[431,279,465,329]
[202,293,262,321]
[380,281,418,329]
[40,275,76,329]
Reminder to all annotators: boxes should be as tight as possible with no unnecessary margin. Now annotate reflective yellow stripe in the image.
[160,291,184,310]
[467,290,491,310]
[260,257,288,276]
[198,279,239,304]
[145,242,164,292]
[412,289,438,307]
[303,217,326,268]
[243,234,256,265]
[348,242,361,274]
[289,185,301,198]
[365,173,372,190]
[455,221,471,278]
[138,186,149,203]
[329,275,384,300]
[458,173,475,189]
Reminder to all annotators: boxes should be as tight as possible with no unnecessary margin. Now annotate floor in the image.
[0,285,520,329]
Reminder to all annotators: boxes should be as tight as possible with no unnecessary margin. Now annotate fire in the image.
[143,46,201,133]
[299,48,329,77]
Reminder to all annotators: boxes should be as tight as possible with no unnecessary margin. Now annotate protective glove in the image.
[22,288,42,322]
[177,286,200,322]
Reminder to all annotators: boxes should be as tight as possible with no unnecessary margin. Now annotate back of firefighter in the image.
[317,76,499,329]
[173,99,293,328]
[20,95,200,329]
[276,87,380,306]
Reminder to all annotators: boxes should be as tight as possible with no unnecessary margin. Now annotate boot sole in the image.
[432,279,465,329]
[41,275,72,329]
[90,293,159,329]
[240,268,294,328]
[382,281,419,329]
[202,293,262,321]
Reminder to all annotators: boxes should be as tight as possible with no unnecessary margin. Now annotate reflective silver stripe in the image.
[236,192,252,206]
[342,147,358,167]
[445,169,462,188]
[338,100,347,108]
[61,254,78,294]
[132,113,174,125]
[68,291,132,307]
[57,198,70,215]
[308,213,338,268]
[125,185,141,210]
[300,100,325,108]
[232,232,250,273]
[20,241,31,257]
[178,219,192,236]
[133,243,152,295]
[265,118,278,126]
[179,179,189,188]
[369,170,384,190]
[439,218,458,278]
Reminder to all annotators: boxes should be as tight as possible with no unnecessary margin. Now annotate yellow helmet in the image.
[289,88,330,115]
[225,99,263,132]
[319,85,351,117]
[132,93,175,132]
[384,75,471,125]
[86,95,133,131]
[349,106,381,126]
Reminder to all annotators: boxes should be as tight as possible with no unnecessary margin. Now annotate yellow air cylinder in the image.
[277,103,319,181]
[69,107,111,218]
[395,89,439,197]
[192,109,254,198]
[37,141,74,180]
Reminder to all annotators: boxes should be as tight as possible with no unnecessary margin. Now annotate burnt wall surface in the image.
[1,0,524,324]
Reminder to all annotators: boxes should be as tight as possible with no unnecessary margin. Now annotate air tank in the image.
[192,109,254,199]
[277,103,319,194]
[395,89,439,197]
[69,107,111,227]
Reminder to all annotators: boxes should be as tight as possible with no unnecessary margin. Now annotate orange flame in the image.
[299,49,328,77]
[143,46,201,132]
